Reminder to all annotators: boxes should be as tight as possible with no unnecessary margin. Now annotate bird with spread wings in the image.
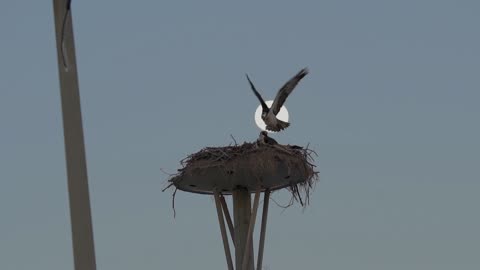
[246,68,309,132]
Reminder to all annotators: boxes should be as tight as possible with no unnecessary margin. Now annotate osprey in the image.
[258,131,278,145]
[246,68,309,132]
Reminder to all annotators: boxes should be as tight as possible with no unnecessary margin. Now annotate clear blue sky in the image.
[1,1,479,269]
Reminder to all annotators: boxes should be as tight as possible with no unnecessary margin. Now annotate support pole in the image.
[256,190,270,270]
[220,195,235,243]
[242,189,261,270]
[233,188,255,270]
[213,191,234,270]
[52,1,97,270]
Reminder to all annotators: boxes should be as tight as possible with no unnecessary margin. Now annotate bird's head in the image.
[260,131,268,137]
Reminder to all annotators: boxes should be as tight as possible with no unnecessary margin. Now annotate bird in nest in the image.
[246,68,309,132]
[257,131,278,145]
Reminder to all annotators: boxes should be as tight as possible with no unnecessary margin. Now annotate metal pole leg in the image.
[233,188,255,270]
[242,189,261,270]
[220,195,235,243]
[256,190,270,270]
[214,191,234,270]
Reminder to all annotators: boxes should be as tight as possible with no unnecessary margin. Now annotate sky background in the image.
[1,0,479,269]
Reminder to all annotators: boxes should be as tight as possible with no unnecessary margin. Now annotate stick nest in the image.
[163,141,319,209]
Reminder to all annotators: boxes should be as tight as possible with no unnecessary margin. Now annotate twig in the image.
[161,181,175,192]
[160,167,175,176]
[172,187,178,218]
[270,195,294,210]
[230,134,238,146]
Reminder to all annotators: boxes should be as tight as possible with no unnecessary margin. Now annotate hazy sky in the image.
[1,1,479,269]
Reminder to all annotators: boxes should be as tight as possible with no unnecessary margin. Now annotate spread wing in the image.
[270,68,309,115]
[246,74,269,113]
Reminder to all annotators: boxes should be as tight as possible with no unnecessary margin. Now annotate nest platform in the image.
[164,140,319,270]
[167,141,318,201]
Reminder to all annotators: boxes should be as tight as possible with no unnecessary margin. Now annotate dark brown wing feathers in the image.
[246,74,269,113]
[270,68,309,115]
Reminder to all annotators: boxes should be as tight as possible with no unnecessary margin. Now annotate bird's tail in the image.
[267,119,290,132]
[278,119,290,130]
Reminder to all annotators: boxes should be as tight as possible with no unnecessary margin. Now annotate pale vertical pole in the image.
[233,188,255,270]
[242,189,261,270]
[220,195,235,242]
[52,1,97,270]
[213,191,235,270]
[256,190,270,270]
